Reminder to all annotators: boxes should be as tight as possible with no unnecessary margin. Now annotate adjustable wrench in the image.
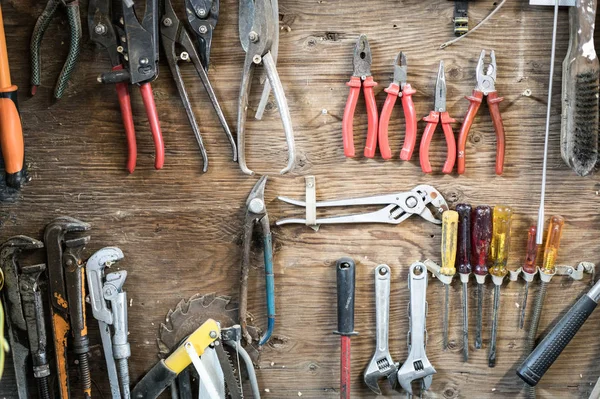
[364,264,398,394]
[397,262,436,395]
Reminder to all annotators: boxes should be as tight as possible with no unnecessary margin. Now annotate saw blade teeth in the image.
[202,292,216,305]
[157,337,170,356]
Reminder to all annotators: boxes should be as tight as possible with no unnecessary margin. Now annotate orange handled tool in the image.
[419,61,456,174]
[0,4,25,189]
[378,52,417,160]
[457,50,506,175]
[342,35,378,158]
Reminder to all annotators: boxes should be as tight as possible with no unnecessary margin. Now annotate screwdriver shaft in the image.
[475,283,484,349]
[519,281,530,330]
[489,284,501,367]
[443,283,449,350]
[462,281,469,361]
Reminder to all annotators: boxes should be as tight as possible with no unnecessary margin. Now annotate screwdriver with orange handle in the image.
[519,225,539,329]
[0,4,25,189]
[440,210,458,350]
[488,205,512,367]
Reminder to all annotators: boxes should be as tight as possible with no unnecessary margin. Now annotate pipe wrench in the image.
[86,247,130,399]
[397,262,436,395]
[364,264,398,394]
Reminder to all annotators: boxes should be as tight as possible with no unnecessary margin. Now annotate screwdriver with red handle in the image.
[519,225,539,329]
[471,205,492,350]
[334,257,357,399]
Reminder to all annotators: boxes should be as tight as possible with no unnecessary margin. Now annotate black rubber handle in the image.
[517,294,597,386]
[333,257,357,336]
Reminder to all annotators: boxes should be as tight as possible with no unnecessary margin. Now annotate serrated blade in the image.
[215,342,243,399]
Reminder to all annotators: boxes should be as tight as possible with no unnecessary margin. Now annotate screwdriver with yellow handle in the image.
[488,205,512,367]
[0,4,25,189]
[440,210,458,350]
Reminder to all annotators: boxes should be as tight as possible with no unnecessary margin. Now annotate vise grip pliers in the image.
[276,184,448,226]
[238,0,296,175]
[89,0,164,173]
[87,247,130,399]
[160,0,237,172]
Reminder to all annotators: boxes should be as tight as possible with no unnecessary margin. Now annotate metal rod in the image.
[462,282,469,361]
[475,283,484,349]
[489,284,501,367]
[536,0,560,245]
[443,284,449,350]
[519,281,530,329]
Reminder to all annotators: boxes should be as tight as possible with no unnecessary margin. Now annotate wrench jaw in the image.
[363,355,399,394]
[396,355,436,394]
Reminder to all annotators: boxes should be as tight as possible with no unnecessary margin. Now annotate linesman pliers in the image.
[378,52,417,161]
[160,0,236,173]
[419,61,456,174]
[90,0,164,173]
[238,0,296,175]
[342,34,378,158]
[457,50,505,175]
[30,0,82,99]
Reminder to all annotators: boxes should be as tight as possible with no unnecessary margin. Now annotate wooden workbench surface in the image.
[1,0,599,397]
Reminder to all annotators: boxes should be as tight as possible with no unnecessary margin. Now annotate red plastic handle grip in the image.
[378,82,400,160]
[487,91,505,175]
[400,84,417,161]
[471,205,492,276]
[523,225,539,274]
[440,111,457,174]
[457,90,483,175]
[342,76,361,157]
[419,111,439,173]
[362,76,379,158]
[139,83,164,170]
[113,66,137,173]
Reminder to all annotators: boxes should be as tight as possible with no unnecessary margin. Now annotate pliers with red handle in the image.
[378,52,417,160]
[342,35,378,158]
[457,50,505,175]
[419,61,456,174]
[89,0,163,173]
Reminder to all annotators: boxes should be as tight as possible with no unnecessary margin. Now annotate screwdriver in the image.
[488,205,512,367]
[334,257,357,399]
[440,210,458,350]
[455,204,472,361]
[519,225,539,329]
[471,205,492,350]
[525,216,564,354]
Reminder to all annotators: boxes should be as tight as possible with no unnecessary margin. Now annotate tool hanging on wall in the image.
[30,0,82,99]
[471,205,492,349]
[378,52,417,161]
[560,0,599,176]
[86,247,130,399]
[335,257,357,399]
[44,217,91,399]
[519,225,538,329]
[342,35,378,158]
[240,176,275,345]
[455,204,472,361]
[237,0,296,175]
[0,4,26,190]
[451,0,469,35]
[457,50,506,175]
[277,184,448,227]
[89,0,164,173]
[397,262,436,395]
[364,264,398,395]
[0,236,48,399]
[420,61,457,174]
[160,0,237,172]
[487,205,512,367]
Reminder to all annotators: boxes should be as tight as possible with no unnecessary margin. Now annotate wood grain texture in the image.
[0,0,599,397]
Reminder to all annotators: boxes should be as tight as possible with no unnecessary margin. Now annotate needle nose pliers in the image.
[378,52,417,161]
[419,61,457,174]
[342,34,378,158]
[30,0,82,99]
[457,50,505,175]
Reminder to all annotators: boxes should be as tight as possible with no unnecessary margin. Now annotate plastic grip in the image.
[523,225,538,275]
[441,210,458,276]
[419,111,439,173]
[400,84,417,160]
[113,66,136,174]
[362,76,379,158]
[471,205,492,276]
[334,257,357,336]
[378,82,400,160]
[456,203,472,275]
[457,90,483,174]
[342,76,361,157]
[440,111,457,174]
[517,294,597,386]
[487,92,505,175]
[259,232,275,346]
[0,93,24,173]
[139,83,164,170]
